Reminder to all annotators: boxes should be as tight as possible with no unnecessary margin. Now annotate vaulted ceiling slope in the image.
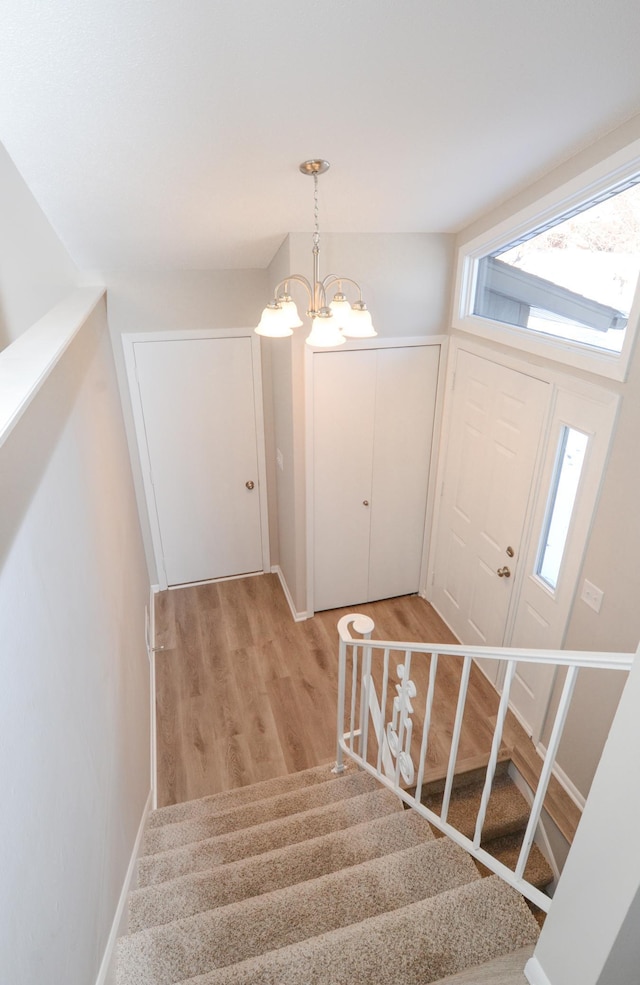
[2,0,640,270]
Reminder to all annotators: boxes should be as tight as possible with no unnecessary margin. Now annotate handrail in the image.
[334,613,634,914]
[337,616,634,671]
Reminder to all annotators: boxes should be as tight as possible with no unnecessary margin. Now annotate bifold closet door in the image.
[313,345,439,611]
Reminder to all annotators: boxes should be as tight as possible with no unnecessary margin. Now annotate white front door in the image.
[430,349,550,657]
[132,336,265,587]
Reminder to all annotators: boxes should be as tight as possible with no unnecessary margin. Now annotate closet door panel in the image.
[368,346,439,601]
[313,349,376,611]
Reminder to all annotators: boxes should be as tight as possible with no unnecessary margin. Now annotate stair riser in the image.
[129,810,434,932]
[148,764,338,829]
[164,877,539,985]
[137,787,402,887]
[141,770,377,856]
[118,840,481,985]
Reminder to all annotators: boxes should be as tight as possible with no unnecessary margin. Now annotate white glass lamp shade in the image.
[305,316,346,347]
[255,303,294,338]
[276,295,303,328]
[343,301,376,338]
[329,293,354,333]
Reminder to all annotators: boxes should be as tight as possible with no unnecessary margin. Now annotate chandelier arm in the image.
[322,275,364,301]
[273,275,314,308]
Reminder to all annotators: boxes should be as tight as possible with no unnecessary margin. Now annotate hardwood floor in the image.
[154,573,581,842]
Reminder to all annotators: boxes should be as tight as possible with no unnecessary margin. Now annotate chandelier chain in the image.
[313,172,320,250]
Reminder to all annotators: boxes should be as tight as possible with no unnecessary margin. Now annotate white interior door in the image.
[313,344,439,612]
[368,345,439,601]
[313,349,377,611]
[133,336,265,586]
[430,349,550,656]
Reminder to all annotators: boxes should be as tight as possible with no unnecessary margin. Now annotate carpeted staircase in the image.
[117,764,542,985]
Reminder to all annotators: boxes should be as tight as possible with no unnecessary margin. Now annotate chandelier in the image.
[255,160,376,347]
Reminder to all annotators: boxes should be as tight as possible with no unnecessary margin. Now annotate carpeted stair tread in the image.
[137,786,402,887]
[424,773,530,842]
[431,944,534,984]
[141,770,379,856]
[176,876,539,985]
[148,763,338,829]
[117,839,481,984]
[129,809,435,931]
[477,832,554,891]
[415,754,512,798]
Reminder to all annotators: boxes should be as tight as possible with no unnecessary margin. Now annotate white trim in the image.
[0,287,105,448]
[536,740,587,811]
[507,762,561,886]
[305,333,447,353]
[94,789,153,985]
[121,328,270,590]
[167,570,264,590]
[453,138,640,382]
[418,338,448,596]
[524,956,554,985]
[272,564,311,621]
[148,585,159,810]
[304,339,316,617]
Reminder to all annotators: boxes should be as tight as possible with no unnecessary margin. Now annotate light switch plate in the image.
[581,579,603,613]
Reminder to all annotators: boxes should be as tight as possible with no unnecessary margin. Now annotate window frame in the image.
[453,138,640,381]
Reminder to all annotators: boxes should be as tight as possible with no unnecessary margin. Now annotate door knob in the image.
[363,500,369,506]
[497,566,511,578]
[245,480,255,490]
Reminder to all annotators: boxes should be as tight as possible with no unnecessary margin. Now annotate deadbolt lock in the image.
[246,480,255,490]
[497,566,511,578]
[506,546,515,558]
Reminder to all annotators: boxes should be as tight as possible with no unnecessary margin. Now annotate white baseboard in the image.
[149,585,158,810]
[272,565,311,621]
[95,788,153,985]
[524,956,553,985]
[507,763,561,887]
[536,741,586,811]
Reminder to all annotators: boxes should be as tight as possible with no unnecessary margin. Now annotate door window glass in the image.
[537,427,589,590]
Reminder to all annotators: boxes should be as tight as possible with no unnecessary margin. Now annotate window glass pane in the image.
[474,180,640,353]
[537,427,589,590]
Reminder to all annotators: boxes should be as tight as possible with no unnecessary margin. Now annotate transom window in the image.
[454,141,640,380]
[474,179,640,355]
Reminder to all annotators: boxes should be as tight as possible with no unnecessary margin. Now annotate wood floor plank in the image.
[154,573,581,846]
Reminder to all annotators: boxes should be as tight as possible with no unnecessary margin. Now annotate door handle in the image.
[497,566,511,578]
[245,480,255,490]
[363,500,370,506]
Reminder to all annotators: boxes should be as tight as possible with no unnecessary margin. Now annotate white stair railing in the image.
[334,613,634,913]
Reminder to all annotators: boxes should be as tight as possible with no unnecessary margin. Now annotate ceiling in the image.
[2,0,640,270]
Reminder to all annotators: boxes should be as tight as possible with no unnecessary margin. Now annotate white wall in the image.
[288,232,454,337]
[453,113,640,801]
[265,231,454,613]
[0,142,80,351]
[0,298,150,985]
[101,268,270,584]
[530,647,640,985]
